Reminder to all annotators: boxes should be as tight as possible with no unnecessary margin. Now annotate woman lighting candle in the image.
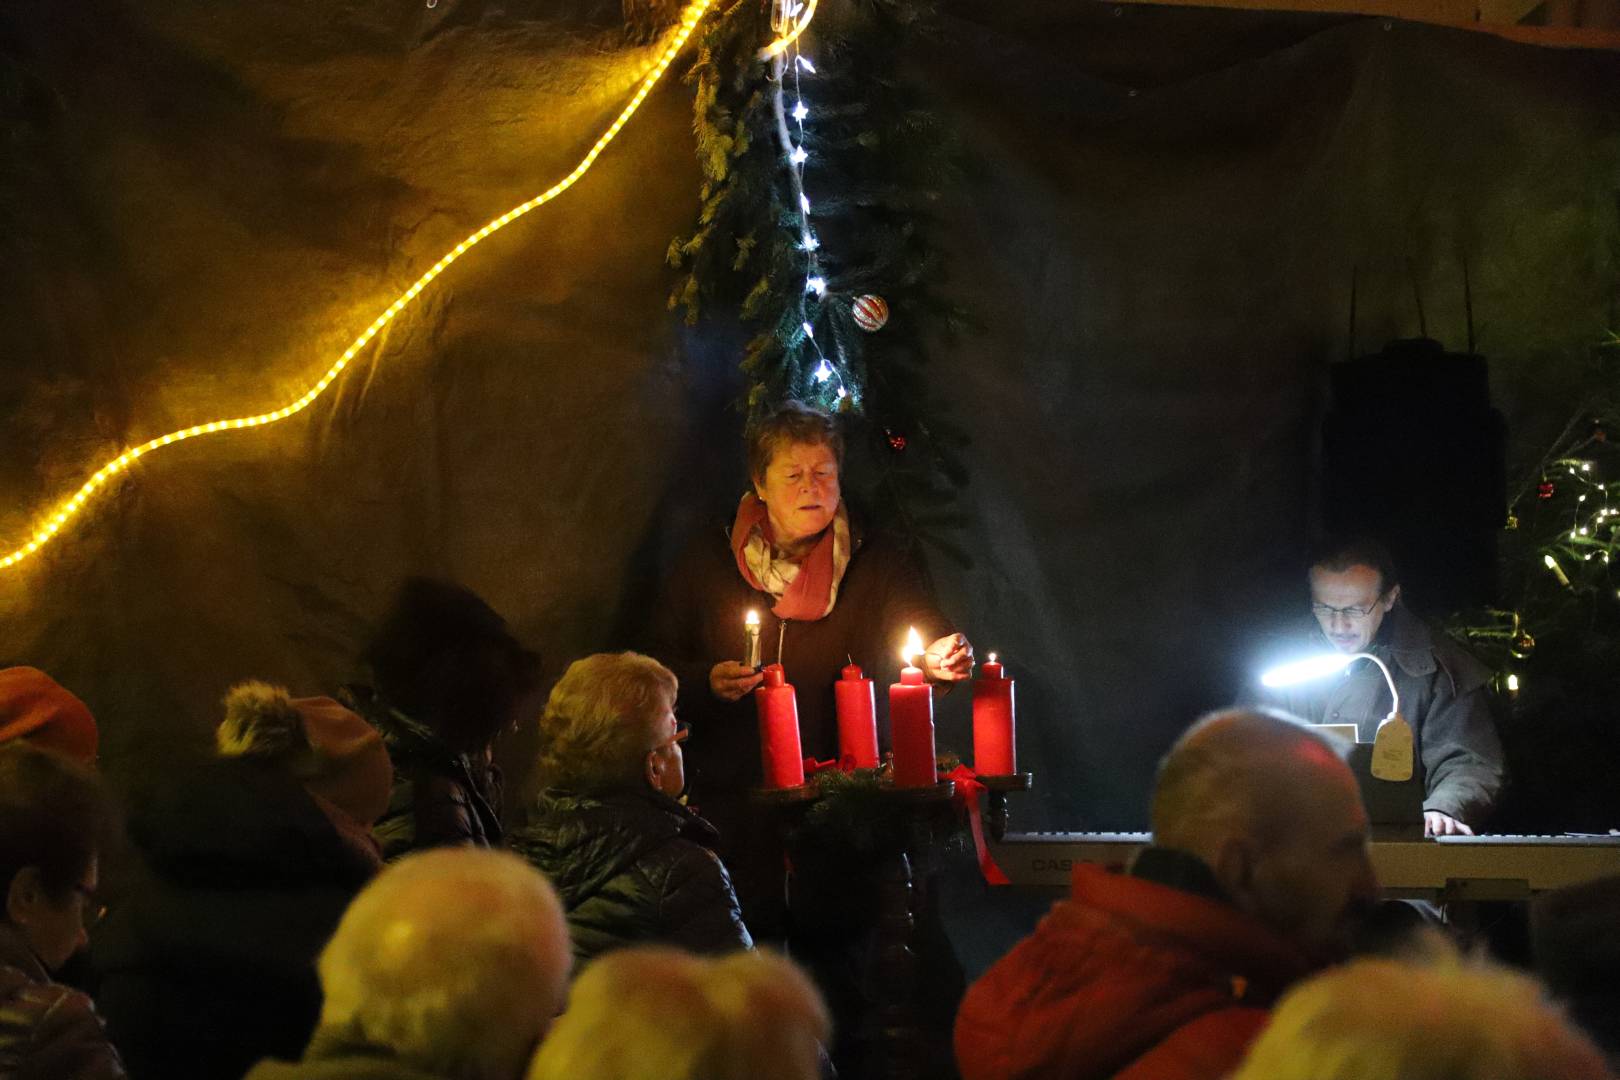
[648,401,973,930]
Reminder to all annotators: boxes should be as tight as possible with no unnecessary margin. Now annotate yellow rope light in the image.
[0,0,713,573]
[759,0,817,60]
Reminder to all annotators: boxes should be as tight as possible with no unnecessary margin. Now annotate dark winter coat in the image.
[648,519,954,795]
[0,924,124,1080]
[92,756,379,1080]
[509,788,752,966]
[339,686,503,859]
[1249,603,1506,826]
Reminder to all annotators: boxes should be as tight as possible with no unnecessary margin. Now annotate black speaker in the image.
[1321,338,1506,615]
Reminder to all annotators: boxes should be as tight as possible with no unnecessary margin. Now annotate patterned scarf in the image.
[730,493,852,621]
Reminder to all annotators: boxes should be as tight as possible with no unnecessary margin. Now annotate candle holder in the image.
[865,779,957,1080]
[976,772,1033,842]
[748,782,821,805]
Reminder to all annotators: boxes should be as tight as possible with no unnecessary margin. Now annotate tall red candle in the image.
[835,663,879,768]
[889,631,937,788]
[972,652,1017,775]
[754,664,805,789]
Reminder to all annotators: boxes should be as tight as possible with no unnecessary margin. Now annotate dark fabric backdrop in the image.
[1,0,1615,828]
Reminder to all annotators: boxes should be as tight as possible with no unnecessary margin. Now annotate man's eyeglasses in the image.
[1310,596,1388,621]
[73,884,107,930]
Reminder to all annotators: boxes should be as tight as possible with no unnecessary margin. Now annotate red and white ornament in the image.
[851,294,889,332]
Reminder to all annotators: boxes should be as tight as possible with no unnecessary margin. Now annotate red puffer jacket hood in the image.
[954,863,1314,1080]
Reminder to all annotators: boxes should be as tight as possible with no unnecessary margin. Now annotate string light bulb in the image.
[1544,554,1572,588]
[0,0,715,573]
[813,359,833,383]
[793,100,809,121]
[789,145,808,165]
[806,276,826,295]
[759,0,818,59]
[797,55,816,73]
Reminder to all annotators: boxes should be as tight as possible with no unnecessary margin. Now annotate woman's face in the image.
[11,856,98,972]
[754,441,840,548]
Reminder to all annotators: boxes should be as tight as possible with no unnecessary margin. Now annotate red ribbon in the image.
[944,765,1011,886]
[803,754,858,777]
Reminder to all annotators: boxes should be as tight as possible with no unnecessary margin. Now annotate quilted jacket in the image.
[0,924,123,1080]
[510,788,752,966]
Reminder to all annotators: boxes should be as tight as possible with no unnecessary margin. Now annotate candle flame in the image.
[746,609,760,626]
[901,626,925,667]
[988,652,998,664]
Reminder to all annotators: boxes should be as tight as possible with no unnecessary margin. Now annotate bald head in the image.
[1153,708,1349,853]
[317,848,571,1080]
[1151,709,1378,961]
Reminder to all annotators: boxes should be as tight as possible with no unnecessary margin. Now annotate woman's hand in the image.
[923,633,974,682]
[709,661,766,702]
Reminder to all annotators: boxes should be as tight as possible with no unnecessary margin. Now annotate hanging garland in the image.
[668,0,974,563]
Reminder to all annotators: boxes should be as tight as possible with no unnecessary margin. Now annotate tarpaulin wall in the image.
[1,0,1615,828]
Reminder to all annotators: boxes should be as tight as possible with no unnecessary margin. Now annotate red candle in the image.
[835,663,879,768]
[973,652,1017,775]
[889,629,937,788]
[754,664,805,789]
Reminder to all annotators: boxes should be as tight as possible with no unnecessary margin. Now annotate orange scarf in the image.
[730,494,851,621]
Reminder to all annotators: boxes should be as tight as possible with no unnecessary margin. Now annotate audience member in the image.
[526,946,827,1080]
[1229,955,1615,1080]
[954,708,1379,1080]
[0,743,123,1079]
[94,682,392,1080]
[244,847,571,1080]
[1532,873,1620,1065]
[342,577,542,858]
[0,666,99,764]
[510,652,752,966]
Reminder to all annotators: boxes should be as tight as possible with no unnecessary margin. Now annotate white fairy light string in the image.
[767,0,847,405]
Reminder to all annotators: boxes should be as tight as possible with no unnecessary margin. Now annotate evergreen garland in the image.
[668,0,974,562]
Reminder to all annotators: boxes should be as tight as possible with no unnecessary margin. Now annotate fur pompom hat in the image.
[219,681,394,828]
[0,666,98,764]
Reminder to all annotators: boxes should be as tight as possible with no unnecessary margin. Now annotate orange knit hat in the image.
[0,666,98,764]
[218,682,394,828]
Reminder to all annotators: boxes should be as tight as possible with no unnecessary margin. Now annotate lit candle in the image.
[755,663,805,789]
[743,609,761,670]
[835,661,879,768]
[889,628,937,788]
[972,651,1017,775]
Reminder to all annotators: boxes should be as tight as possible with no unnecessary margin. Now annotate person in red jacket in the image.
[954,708,1380,1080]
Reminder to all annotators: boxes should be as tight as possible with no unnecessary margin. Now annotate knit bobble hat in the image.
[219,681,394,828]
[0,666,98,764]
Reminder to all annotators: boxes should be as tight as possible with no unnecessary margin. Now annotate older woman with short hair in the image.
[510,652,751,966]
[649,401,972,923]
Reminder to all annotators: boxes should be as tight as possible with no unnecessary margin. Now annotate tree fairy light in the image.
[0,0,713,573]
[758,0,817,60]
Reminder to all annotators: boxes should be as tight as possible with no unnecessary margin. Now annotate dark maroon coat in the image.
[649,519,954,796]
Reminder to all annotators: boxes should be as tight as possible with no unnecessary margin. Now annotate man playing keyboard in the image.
[1251,537,1505,836]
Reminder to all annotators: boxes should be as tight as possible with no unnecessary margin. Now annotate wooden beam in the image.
[1110,0,1620,47]
[1111,0,1486,20]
